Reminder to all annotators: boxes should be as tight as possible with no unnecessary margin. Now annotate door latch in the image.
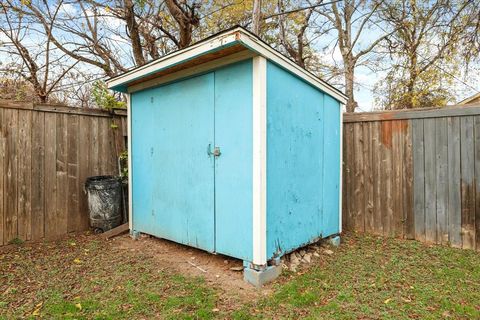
[207,144,221,157]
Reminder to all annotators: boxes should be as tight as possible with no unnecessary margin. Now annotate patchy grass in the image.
[0,236,217,319]
[233,235,480,319]
[1,233,480,319]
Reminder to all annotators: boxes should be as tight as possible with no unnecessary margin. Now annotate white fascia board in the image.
[237,33,348,104]
[106,29,242,91]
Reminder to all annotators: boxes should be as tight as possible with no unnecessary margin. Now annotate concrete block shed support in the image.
[327,235,341,247]
[243,262,282,287]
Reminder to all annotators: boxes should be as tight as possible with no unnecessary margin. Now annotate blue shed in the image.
[107,27,347,286]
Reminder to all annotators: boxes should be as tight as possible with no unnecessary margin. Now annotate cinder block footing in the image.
[244,265,282,287]
[327,235,341,247]
[131,230,141,240]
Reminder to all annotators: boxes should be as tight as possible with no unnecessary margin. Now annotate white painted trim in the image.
[339,105,344,233]
[127,93,133,232]
[107,31,240,90]
[107,27,347,104]
[252,56,267,266]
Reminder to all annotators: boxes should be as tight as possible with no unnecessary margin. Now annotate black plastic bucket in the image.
[85,175,122,233]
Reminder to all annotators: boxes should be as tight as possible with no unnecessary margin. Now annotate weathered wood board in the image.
[343,103,480,252]
[0,101,127,245]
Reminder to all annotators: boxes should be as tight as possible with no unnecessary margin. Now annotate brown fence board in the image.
[5,109,18,243]
[0,102,127,245]
[404,122,414,239]
[475,116,480,251]
[31,111,45,240]
[0,108,5,245]
[363,122,374,233]
[372,121,383,235]
[447,117,462,247]
[460,116,475,250]
[17,110,32,241]
[353,122,365,232]
[343,104,480,252]
[435,118,448,244]
[67,115,79,233]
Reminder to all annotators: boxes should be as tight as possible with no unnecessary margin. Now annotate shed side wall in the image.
[266,62,340,259]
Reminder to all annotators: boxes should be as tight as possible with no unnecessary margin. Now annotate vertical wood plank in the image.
[435,118,448,244]
[90,117,99,176]
[353,122,365,232]
[381,121,394,236]
[67,115,79,232]
[447,116,462,248]
[17,110,32,241]
[342,122,348,231]
[363,122,374,233]
[372,121,383,235]
[4,109,18,243]
[460,116,475,250]
[344,123,355,231]
[474,116,480,251]
[78,116,91,230]
[0,109,5,245]
[404,120,414,239]
[56,114,68,237]
[44,113,57,238]
[391,120,405,238]
[424,118,437,243]
[412,119,425,242]
[31,111,45,240]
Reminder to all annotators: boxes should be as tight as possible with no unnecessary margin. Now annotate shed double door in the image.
[132,67,252,259]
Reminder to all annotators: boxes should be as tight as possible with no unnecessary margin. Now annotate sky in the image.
[0,1,479,111]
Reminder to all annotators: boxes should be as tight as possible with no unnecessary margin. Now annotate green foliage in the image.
[92,80,126,110]
[119,150,128,179]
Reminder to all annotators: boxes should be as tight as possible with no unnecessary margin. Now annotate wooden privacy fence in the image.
[0,101,127,246]
[342,103,480,250]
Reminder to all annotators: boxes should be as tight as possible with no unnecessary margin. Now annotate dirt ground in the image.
[111,233,273,302]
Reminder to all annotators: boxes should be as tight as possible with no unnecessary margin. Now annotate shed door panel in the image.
[131,73,215,252]
[214,60,253,261]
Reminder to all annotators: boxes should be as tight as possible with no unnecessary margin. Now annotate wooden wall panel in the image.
[460,116,475,250]
[0,109,5,245]
[31,111,45,240]
[412,119,425,242]
[4,109,18,243]
[447,117,462,247]
[0,102,127,245]
[343,103,480,252]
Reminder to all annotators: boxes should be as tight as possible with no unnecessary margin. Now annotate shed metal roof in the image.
[106,26,347,104]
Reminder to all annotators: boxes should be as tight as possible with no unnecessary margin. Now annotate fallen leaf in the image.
[75,303,82,310]
[32,307,41,316]
[384,298,392,304]
[212,308,219,312]
[73,258,82,264]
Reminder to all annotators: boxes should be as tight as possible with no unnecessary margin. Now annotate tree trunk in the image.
[252,0,262,35]
[124,0,145,66]
[344,62,357,112]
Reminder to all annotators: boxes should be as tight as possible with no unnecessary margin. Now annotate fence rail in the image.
[0,101,127,246]
[342,103,480,251]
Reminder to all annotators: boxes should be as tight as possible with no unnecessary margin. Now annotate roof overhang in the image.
[106,27,348,104]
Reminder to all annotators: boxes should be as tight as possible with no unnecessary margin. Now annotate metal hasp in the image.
[207,143,221,157]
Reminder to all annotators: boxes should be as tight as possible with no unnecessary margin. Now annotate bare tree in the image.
[0,1,78,102]
[376,0,476,109]
[317,0,395,112]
